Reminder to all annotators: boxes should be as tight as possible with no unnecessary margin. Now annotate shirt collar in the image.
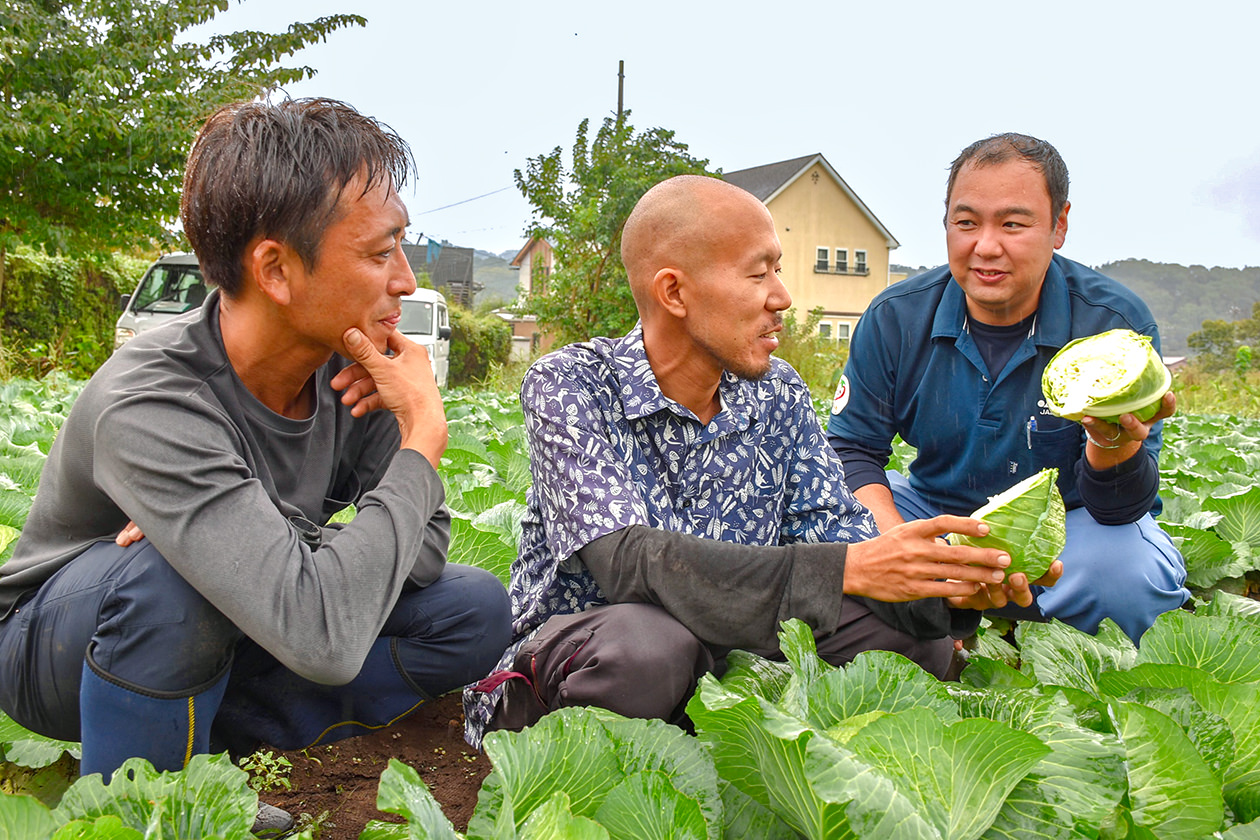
[611,324,760,429]
[931,254,1071,348]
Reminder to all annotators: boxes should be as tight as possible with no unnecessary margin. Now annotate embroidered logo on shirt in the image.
[831,375,850,416]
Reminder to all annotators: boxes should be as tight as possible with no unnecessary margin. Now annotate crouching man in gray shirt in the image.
[0,98,511,833]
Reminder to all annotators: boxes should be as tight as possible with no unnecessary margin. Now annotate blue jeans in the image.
[885,472,1189,644]
[0,538,511,750]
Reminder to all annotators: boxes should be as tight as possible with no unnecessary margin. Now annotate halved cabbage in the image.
[1041,328,1171,423]
[951,468,1065,581]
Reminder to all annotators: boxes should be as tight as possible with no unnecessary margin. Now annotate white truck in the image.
[115,254,452,387]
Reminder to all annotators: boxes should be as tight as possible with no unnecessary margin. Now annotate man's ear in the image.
[1053,201,1070,250]
[248,239,297,306]
[651,266,688,318]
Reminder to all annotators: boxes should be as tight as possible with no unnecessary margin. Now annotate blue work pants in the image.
[0,538,511,756]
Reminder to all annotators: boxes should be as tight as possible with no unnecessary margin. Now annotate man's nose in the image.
[389,248,418,296]
[974,224,1004,258]
[769,272,792,312]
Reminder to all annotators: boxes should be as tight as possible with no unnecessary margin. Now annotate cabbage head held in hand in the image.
[950,468,1066,581]
[1041,328,1172,423]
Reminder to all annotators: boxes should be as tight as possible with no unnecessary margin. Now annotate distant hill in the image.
[891,263,932,278]
[889,260,1260,358]
[471,249,522,308]
[1099,260,1260,357]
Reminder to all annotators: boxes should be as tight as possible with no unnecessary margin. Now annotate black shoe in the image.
[251,802,296,838]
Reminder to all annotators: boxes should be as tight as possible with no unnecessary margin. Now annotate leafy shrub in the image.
[0,248,148,378]
[774,306,849,400]
[448,305,511,386]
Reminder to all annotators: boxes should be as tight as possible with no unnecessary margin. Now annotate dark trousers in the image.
[489,598,954,734]
[0,538,511,752]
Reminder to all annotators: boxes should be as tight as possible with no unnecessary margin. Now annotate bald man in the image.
[462,175,1053,746]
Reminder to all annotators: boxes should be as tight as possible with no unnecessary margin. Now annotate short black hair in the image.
[180,97,415,295]
[945,132,1069,222]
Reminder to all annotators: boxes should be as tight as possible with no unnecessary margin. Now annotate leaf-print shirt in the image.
[463,325,877,745]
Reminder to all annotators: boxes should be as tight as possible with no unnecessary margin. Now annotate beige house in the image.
[724,154,904,341]
[509,236,554,298]
[502,236,556,358]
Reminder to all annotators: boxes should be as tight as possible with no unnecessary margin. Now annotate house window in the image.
[819,323,832,339]
[835,248,848,273]
[815,247,829,273]
[836,323,852,341]
[855,250,868,274]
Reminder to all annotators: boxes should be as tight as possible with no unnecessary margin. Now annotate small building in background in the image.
[401,239,482,307]
[724,153,899,342]
[501,236,556,358]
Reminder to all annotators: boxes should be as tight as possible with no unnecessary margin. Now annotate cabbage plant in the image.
[951,468,1066,581]
[1041,328,1172,423]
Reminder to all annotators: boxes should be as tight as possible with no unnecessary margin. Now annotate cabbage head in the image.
[951,468,1065,581]
[1041,328,1171,423]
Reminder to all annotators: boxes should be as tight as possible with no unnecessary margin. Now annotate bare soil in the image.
[268,692,489,838]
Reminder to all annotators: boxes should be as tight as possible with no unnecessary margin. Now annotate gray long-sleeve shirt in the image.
[0,292,448,684]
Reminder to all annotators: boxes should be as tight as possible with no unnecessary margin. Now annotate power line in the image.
[416,186,513,216]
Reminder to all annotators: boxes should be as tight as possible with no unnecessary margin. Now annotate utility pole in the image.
[616,60,624,126]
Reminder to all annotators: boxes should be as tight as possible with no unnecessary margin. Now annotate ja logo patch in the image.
[831,375,850,415]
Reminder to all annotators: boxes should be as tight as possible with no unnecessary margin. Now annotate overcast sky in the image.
[191,0,1259,270]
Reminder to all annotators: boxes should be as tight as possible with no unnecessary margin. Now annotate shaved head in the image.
[619,174,788,411]
[621,175,767,312]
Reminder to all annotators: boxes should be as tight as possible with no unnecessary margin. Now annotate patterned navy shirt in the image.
[463,325,877,745]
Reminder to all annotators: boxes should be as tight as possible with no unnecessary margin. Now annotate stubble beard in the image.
[695,333,773,382]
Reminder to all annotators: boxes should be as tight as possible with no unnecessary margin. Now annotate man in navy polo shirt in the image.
[828,133,1189,644]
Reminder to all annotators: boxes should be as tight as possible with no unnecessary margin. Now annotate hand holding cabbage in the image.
[1041,328,1176,464]
[948,468,1065,581]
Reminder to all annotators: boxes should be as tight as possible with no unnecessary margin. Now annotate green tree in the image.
[0,0,365,321]
[515,112,712,345]
[1187,301,1260,372]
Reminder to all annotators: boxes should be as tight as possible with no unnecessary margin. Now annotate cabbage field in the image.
[2,377,1259,838]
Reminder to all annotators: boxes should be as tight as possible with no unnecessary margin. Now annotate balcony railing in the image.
[813,264,870,276]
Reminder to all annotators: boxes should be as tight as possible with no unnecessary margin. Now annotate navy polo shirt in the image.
[827,254,1163,518]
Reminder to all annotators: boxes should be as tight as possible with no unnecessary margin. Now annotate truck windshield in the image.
[133,266,207,314]
[399,300,434,336]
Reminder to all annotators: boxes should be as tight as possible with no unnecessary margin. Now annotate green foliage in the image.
[0,753,315,839]
[1171,366,1260,418]
[774,306,849,400]
[439,389,529,584]
[0,0,365,259]
[448,305,511,386]
[365,708,725,840]
[1158,413,1260,594]
[0,247,146,378]
[515,112,712,345]
[5,382,1260,835]
[1188,301,1260,373]
[680,615,1260,839]
[237,750,292,793]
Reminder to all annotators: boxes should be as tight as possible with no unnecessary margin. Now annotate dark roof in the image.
[400,241,481,307]
[723,154,820,201]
